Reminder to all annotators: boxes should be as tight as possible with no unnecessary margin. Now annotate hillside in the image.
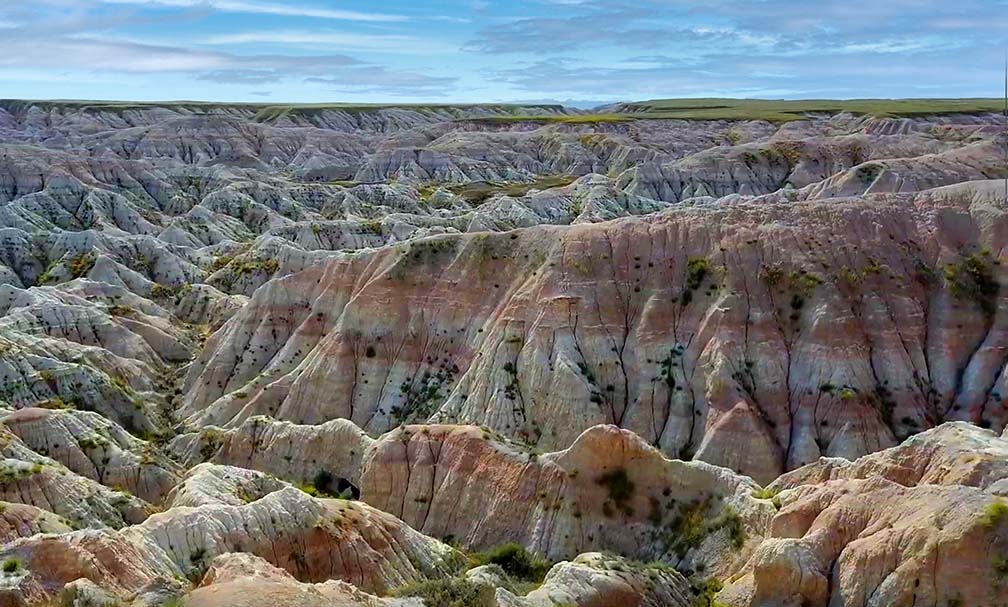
[0,99,1006,607]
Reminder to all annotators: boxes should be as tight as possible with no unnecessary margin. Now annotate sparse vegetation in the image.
[690,576,727,607]
[614,98,1008,123]
[751,487,783,510]
[69,252,96,279]
[392,577,495,607]
[982,500,1008,528]
[944,250,999,316]
[1,557,23,574]
[597,468,636,516]
[232,257,280,276]
[469,543,552,583]
[446,175,577,205]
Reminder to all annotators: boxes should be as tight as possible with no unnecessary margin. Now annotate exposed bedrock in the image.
[184,181,1008,483]
[0,487,460,605]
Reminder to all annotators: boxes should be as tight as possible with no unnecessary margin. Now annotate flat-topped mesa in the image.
[183,180,1008,484]
[0,100,570,137]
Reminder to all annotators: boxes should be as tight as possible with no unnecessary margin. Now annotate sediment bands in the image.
[0,101,1005,607]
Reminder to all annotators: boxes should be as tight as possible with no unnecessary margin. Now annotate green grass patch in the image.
[615,98,1008,123]
[751,487,783,510]
[465,113,634,124]
[448,175,577,205]
[4,98,1002,125]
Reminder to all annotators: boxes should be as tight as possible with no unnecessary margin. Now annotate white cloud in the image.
[202,30,458,55]
[98,0,407,22]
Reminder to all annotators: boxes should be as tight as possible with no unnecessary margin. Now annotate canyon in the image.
[0,99,1005,606]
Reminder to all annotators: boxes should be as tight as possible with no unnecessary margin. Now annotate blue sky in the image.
[1,0,1007,105]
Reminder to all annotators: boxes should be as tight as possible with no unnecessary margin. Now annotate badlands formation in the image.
[0,99,1005,606]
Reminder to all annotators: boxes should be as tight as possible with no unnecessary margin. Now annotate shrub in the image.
[1,557,22,574]
[944,252,999,316]
[712,506,746,549]
[150,283,177,299]
[597,468,635,505]
[313,469,334,495]
[752,487,782,508]
[691,577,725,607]
[982,500,1008,528]
[685,257,711,292]
[361,219,383,235]
[69,252,96,279]
[392,577,495,607]
[471,543,551,582]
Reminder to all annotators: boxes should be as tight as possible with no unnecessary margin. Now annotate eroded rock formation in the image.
[0,100,1005,606]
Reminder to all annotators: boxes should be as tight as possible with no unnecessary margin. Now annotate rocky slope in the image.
[0,100,1006,606]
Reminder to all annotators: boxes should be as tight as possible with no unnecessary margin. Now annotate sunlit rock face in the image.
[0,100,1007,607]
[185,180,1008,485]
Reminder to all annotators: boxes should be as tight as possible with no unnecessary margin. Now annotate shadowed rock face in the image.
[0,100,1007,606]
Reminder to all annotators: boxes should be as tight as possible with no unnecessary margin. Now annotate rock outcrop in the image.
[721,478,1008,607]
[0,100,1006,606]
[361,424,768,573]
[0,488,460,605]
[185,180,1008,484]
[496,553,693,607]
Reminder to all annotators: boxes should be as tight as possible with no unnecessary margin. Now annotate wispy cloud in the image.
[97,0,407,22]
[0,0,1004,102]
[0,29,454,92]
[202,30,454,54]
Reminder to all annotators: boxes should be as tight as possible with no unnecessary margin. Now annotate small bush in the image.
[150,283,177,299]
[751,487,782,510]
[685,257,711,291]
[392,577,494,607]
[313,469,334,495]
[471,543,551,583]
[597,468,635,504]
[1,557,22,574]
[691,576,725,607]
[982,500,1008,528]
[69,252,96,279]
[751,487,778,500]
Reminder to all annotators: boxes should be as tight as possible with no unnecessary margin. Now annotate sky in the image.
[1,0,1007,106]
